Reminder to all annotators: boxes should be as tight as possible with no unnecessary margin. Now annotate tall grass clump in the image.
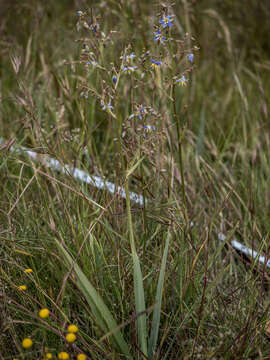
[1,1,270,359]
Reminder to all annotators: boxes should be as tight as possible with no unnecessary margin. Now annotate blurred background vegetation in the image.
[1,0,270,64]
[1,0,269,140]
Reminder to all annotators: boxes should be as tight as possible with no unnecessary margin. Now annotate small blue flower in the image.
[176,75,189,86]
[89,23,99,33]
[187,53,194,63]
[80,92,88,99]
[112,75,117,84]
[160,15,173,28]
[154,30,165,43]
[122,66,137,73]
[123,53,136,62]
[143,125,156,132]
[86,61,98,67]
[77,11,83,17]
[101,102,114,111]
[151,59,162,68]
[136,105,146,120]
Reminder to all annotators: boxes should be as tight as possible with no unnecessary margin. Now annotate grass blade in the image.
[148,231,170,358]
[132,251,148,356]
[124,181,148,357]
[54,239,131,358]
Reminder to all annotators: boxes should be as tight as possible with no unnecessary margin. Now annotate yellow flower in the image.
[39,308,50,319]
[77,354,87,360]
[66,332,76,342]
[24,268,33,273]
[58,352,69,360]
[18,285,27,291]
[46,353,53,359]
[22,338,33,348]
[67,324,78,333]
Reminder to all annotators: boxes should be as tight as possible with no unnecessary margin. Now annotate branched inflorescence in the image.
[75,5,198,165]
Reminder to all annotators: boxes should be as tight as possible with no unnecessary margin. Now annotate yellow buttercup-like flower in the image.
[66,332,76,342]
[58,352,69,360]
[22,338,33,348]
[77,354,87,360]
[18,285,27,291]
[39,308,50,319]
[67,324,78,333]
[24,268,33,273]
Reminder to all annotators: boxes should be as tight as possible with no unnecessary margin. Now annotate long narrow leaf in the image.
[148,232,170,358]
[124,182,148,357]
[132,251,148,356]
[55,239,131,358]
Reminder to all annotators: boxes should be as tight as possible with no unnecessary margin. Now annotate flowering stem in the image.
[172,84,188,222]
[139,136,148,257]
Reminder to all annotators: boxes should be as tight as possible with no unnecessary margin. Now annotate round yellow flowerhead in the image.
[39,308,50,319]
[18,285,27,291]
[22,337,33,348]
[77,354,87,360]
[24,268,33,273]
[58,352,69,360]
[66,332,76,342]
[46,353,53,359]
[67,324,78,333]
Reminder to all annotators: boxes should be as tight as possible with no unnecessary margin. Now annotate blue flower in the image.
[77,11,83,17]
[112,75,117,84]
[122,66,137,73]
[86,61,98,67]
[151,59,162,68]
[136,105,146,120]
[176,75,189,86]
[187,53,194,63]
[80,92,88,99]
[101,102,114,111]
[143,125,156,132]
[160,15,173,28]
[122,53,136,62]
[89,23,99,33]
[154,30,165,43]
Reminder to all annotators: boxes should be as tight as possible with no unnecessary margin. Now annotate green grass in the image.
[1,1,270,359]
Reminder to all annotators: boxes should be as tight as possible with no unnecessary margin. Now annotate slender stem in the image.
[139,136,147,257]
[124,180,136,252]
[172,84,188,222]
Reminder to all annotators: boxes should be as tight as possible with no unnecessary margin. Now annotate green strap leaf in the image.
[55,239,131,358]
[148,231,170,358]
